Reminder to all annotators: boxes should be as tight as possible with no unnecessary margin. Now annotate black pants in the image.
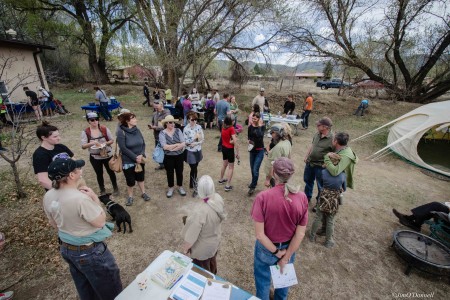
[189,163,199,188]
[217,119,223,151]
[142,95,150,106]
[411,202,450,226]
[164,154,184,187]
[89,155,117,191]
[205,110,214,127]
[354,103,368,116]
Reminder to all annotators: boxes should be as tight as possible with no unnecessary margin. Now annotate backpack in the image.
[85,125,109,142]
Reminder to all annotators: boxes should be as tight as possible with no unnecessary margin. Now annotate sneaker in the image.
[178,187,186,196]
[247,188,255,196]
[99,189,106,196]
[192,190,198,198]
[0,291,14,300]
[166,188,174,198]
[112,187,120,196]
[324,240,335,248]
[155,165,165,170]
[392,209,420,231]
[126,197,133,206]
[142,193,151,201]
[218,179,227,184]
[224,185,233,192]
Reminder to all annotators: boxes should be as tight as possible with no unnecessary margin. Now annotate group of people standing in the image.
[30,84,362,300]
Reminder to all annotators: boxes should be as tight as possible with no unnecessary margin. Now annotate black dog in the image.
[98,194,133,233]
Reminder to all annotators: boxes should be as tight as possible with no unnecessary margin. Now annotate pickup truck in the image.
[316,78,353,89]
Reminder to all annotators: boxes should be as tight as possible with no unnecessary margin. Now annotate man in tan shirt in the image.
[252,88,265,113]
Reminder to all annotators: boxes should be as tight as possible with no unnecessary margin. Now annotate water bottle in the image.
[339,193,344,205]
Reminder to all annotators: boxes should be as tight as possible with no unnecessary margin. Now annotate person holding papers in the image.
[251,157,308,300]
[180,175,227,274]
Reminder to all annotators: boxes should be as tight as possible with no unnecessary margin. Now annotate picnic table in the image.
[81,102,121,113]
[5,101,56,122]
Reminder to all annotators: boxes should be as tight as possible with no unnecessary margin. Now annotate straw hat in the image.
[161,115,177,125]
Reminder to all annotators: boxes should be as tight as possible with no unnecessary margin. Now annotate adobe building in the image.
[0,33,55,102]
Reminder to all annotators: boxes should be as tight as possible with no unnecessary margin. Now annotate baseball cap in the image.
[272,157,295,177]
[48,158,85,181]
[269,123,284,136]
[86,112,98,119]
[316,117,333,127]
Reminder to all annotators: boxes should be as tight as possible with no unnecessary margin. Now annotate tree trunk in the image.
[11,162,26,199]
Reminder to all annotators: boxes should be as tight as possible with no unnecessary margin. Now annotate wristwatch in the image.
[272,248,279,255]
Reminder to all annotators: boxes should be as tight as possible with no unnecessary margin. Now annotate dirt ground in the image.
[0,83,449,299]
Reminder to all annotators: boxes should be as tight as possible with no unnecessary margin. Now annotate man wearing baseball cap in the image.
[251,157,308,300]
[303,117,334,208]
[43,158,122,299]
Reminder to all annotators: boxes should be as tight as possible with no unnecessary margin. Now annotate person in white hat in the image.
[159,115,187,198]
[81,112,118,195]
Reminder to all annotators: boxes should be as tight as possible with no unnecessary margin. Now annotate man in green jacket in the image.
[323,132,358,189]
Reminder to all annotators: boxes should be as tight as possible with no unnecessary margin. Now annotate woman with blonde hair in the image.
[181,175,226,274]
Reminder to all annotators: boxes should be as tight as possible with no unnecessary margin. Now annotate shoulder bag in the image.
[108,141,122,173]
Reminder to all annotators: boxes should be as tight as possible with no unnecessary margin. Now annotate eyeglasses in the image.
[88,118,99,122]
[190,119,197,121]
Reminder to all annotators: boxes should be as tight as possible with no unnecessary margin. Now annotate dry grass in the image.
[0,83,449,299]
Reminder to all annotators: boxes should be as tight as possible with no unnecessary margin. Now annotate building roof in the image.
[295,72,324,77]
[0,38,55,50]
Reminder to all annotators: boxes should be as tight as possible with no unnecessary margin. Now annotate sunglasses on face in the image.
[190,119,197,121]
[130,115,136,119]
[167,121,174,124]
[88,118,99,122]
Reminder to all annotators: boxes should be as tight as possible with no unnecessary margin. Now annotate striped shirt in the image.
[159,128,185,156]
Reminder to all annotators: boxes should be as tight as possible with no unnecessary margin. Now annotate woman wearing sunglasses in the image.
[159,115,186,198]
[81,112,118,196]
[183,111,204,197]
[117,112,151,206]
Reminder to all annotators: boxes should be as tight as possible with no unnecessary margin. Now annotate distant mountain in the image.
[213,60,327,75]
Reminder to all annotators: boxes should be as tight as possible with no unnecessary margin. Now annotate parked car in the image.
[316,78,353,89]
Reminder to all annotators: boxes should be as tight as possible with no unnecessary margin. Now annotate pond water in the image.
[417,139,450,174]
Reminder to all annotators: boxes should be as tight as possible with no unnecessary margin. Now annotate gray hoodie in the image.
[117,125,146,164]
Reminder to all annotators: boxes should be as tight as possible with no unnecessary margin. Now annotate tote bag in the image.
[108,142,122,173]
[152,142,164,164]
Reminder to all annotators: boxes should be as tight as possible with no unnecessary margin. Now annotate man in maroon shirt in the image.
[251,157,308,300]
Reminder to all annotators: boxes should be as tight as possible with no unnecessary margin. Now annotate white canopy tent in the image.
[354,100,450,177]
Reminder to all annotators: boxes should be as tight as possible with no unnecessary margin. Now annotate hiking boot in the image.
[126,197,133,206]
[112,187,120,196]
[166,188,174,198]
[392,209,420,231]
[224,185,233,192]
[178,187,187,196]
[142,193,151,201]
[324,239,335,248]
[248,188,255,196]
[218,178,227,184]
[0,291,14,300]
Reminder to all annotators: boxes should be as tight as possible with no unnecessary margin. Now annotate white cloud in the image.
[254,34,265,43]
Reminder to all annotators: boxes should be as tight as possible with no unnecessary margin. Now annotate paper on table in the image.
[269,264,298,289]
[170,269,207,300]
[201,279,232,300]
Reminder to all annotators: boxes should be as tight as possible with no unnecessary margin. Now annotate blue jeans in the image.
[60,242,122,300]
[254,240,296,300]
[300,110,311,128]
[249,150,264,188]
[99,102,112,121]
[303,163,324,201]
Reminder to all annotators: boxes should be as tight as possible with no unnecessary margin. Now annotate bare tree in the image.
[283,0,450,103]
[134,0,285,95]
[0,52,43,198]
